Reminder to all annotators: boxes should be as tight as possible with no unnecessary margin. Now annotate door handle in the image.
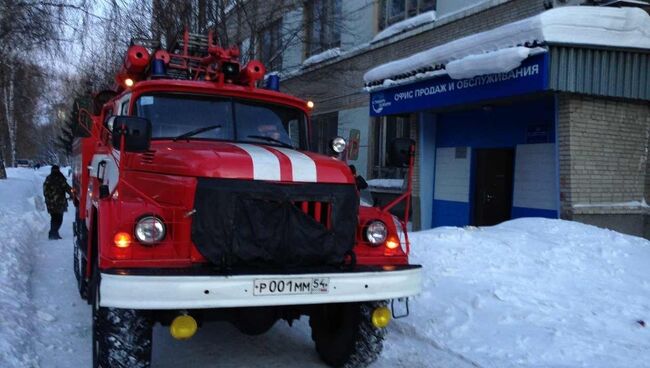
[97,160,107,182]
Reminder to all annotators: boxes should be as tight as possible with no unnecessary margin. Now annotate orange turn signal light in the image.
[114,232,132,248]
[385,236,400,250]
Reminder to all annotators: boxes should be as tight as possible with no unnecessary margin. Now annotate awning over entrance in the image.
[369,53,549,116]
[366,6,650,116]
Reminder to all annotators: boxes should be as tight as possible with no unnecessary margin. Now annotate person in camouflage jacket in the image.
[43,165,72,240]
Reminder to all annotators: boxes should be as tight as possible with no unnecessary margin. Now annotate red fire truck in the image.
[72,31,422,368]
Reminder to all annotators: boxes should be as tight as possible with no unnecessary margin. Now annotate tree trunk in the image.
[2,63,15,167]
[0,159,6,179]
[198,0,206,33]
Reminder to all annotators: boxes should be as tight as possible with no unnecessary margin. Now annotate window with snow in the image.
[304,0,342,58]
[379,0,436,30]
[258,19,283,71]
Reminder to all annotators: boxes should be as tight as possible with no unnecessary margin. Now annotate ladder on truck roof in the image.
[116,29,264,88]
[168,32,210,56]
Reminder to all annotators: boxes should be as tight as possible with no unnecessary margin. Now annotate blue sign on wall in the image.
[369,53,549,116]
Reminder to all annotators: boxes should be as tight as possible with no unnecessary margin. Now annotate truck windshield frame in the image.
[134,93,309,150]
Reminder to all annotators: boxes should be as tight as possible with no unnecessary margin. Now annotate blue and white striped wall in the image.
[512,143,558,218]
[433,147,472,227]
[426,96,559,228]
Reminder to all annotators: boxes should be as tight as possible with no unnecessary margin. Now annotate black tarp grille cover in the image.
[293,200,331,228]
[191,178,358,269]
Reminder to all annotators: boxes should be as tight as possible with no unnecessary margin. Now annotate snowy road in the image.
[20,168,470,368]
[7,167,648,368]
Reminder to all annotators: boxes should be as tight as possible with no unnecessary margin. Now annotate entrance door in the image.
[473,148,515,226]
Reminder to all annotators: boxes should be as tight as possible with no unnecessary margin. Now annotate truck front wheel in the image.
[310,301,386,368]
[92,282,153,368]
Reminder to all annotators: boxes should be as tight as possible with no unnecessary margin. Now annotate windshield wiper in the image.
[173,125,222,141]
[245,135,294,149]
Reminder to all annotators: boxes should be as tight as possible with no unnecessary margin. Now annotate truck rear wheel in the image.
[92,280,153,368]
[310,301,386,368]
[73,232,88,300]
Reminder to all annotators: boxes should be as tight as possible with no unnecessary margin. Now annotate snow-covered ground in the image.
[404,220,650,368]
[1,168,648,367]
[0,168,49,368]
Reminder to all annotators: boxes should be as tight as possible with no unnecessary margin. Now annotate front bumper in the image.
[99,265,422,310]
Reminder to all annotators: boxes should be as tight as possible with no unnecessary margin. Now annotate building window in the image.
[305,0,342,58]
[311,112,339,154]
[379,0,436,30]
[259,19,283,71]
[371,114,412,178]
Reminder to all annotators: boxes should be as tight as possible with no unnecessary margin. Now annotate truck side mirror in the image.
[388,138,415,168]
[110,116,152,152]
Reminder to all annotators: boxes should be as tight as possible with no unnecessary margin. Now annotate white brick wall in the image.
[434,147,471,203]
[512,143,557,210]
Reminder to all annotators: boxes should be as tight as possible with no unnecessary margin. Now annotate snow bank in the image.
[364,6,650,83]
[0,168,50,367]
[395,218,650,368]
[302,48,341,67]
[372,11,436,43]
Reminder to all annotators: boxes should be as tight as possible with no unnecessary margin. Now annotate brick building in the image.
[223,0,650,237]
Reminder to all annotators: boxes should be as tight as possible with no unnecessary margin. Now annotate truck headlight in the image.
[134,216,166,245]
[365,220,387,245]
[330,137,346,153]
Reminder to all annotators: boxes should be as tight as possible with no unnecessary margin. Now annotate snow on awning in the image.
[364,6,650,88]
[446,46,537,80]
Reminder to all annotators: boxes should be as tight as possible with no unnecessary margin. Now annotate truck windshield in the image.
[134,94,308,149]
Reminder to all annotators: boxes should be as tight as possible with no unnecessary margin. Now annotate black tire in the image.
[92,276,153,368]
[73,231,88,300]
[310,301,386,368]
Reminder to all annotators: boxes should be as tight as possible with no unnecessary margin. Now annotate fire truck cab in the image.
[72,32,422,368]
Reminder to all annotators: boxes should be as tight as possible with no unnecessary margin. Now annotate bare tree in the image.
[21,0,356,176]
[0,0,84,175]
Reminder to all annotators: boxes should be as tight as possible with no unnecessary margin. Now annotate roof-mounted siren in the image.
[118,45,150,88]
[265,73,280,91]
[152,50,171,79]
[125,45,150,73]
[239,60,266,88]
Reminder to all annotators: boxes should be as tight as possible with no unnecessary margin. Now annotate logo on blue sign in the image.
[371,92,390,114]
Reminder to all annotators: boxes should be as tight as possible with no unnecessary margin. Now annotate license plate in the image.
[253,277,330,296]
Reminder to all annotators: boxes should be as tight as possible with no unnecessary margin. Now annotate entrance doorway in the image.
[473,148,515,226]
